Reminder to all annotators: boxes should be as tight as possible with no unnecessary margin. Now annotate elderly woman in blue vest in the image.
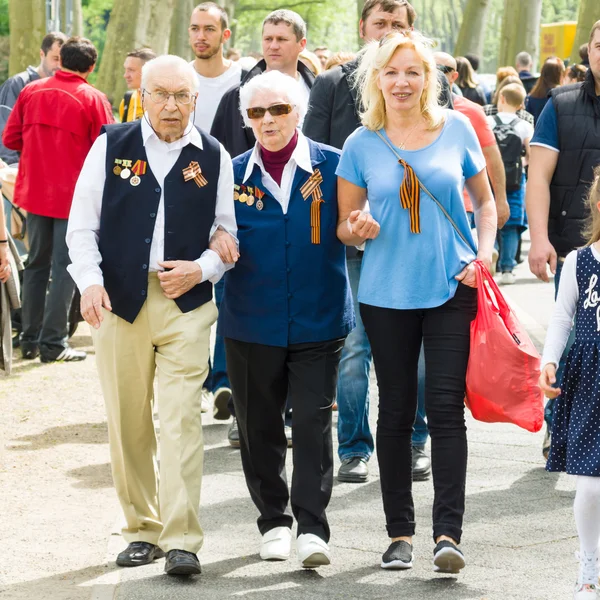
[217,70,354,569]
[336,32,497,573]
[66,55,238,576]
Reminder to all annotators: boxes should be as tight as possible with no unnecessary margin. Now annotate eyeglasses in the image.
[143,89,195,105]
[246,103,294,119]
[437,64,455,74]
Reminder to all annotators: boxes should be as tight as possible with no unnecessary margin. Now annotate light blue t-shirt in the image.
[336,109,485,310]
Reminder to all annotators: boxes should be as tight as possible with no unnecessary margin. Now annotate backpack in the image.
[493,115,524,192]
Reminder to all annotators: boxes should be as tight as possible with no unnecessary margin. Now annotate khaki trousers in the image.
[92,274,217,553]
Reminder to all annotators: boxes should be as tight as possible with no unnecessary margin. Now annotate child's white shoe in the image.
[575,550,599,599]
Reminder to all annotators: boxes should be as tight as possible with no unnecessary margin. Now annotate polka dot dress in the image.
[547,247,600,476]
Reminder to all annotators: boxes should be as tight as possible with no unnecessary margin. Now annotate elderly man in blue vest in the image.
[216,70,354,569]
[66,55,238,576]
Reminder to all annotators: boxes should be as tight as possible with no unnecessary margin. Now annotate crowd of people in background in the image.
[0,0,599,597]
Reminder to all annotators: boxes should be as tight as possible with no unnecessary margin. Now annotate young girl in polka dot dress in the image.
[540,168,600,600]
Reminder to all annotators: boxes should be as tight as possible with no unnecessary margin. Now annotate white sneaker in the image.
[296,533,331,568]
[500,271,516,285]
[575,550,599,599]
[260,527,292,561]
[200,388,213,413]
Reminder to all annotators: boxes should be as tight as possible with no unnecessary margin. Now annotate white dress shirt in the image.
[242,129,313,215]
[67,116,236,293]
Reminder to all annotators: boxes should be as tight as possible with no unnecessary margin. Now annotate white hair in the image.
[141,55,198,93]
[515,51,532,69]
[239,70,307,127]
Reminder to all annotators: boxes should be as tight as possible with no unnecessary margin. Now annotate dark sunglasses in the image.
[246,103,294,119]
[437,64,456,74]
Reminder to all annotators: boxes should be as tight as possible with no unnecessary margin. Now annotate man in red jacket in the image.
[3,36,114,362]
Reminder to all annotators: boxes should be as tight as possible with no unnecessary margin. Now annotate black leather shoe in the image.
[412,446,431,481]
[165,549,202,576]
[337,457,369,483]
[116,542,165,567]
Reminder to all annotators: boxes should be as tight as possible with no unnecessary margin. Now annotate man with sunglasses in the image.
[66,55,238,577]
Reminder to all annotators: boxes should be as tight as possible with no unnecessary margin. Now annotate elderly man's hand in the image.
[81,284,112,329]
[157,261,203,299]
[209,229,239,264]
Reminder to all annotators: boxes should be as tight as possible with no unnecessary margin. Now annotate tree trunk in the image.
[570,0,600,64]
[515,0,542,70]
[498,0,520,67]
[169,0,194,61]
[454,0,490,58]
[96,0,175,106]
[8,0,46,76]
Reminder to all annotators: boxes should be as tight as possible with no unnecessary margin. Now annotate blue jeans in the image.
[545,259,576,427]
[413,347,429,448]
[498,226,520,273]
[337,255,374,461]
[206,278,231,392]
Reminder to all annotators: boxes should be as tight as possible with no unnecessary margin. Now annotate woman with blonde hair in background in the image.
[337,30,496,573]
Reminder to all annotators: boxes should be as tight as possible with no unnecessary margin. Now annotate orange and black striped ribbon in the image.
[398,158,421,234]
[183,161,208,188]
[301,170,325,244]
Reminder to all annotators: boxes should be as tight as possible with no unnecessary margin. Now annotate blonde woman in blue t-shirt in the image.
[336,31,497,574]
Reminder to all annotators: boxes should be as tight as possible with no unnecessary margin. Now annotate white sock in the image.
[574,476,600,584]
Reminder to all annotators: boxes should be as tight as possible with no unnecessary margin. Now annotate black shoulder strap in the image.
[493,115,503,127]
[122,90,134,122]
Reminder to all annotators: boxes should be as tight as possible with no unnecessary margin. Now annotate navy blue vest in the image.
[219,138,355,347]
[99,120,221,323]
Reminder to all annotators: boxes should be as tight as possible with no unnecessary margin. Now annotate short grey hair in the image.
[262,9,306,42]
[239,71,307,128]
[141,55,198,93]
[515,51,532,69]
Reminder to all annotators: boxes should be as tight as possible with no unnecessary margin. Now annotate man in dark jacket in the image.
[0,32,67,163]
[211,9,314,158]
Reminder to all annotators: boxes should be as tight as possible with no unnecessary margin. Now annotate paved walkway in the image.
[0,238,578,600]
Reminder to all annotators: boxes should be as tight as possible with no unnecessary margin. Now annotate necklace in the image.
[396,120,421,150]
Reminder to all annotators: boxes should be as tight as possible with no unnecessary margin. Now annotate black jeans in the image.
[21,214,75,358]
[360,283,477,543]
[225,337,345,542]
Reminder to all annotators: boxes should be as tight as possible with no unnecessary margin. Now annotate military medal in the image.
[255,188,265,211]
[300,170,325,245]
[183,161,208,188]
[239,193,248,204]
[234,184,240,201]
[113,159,123,176]
[246,186,255,206]
[130,160,146,187]
[120,159,133,179]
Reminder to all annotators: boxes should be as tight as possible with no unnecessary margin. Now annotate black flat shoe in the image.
[433,540,465,574]
[165,549,202,576]
[116,541,165,567]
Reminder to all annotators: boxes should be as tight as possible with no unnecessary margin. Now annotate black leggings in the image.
[360,283,477,543]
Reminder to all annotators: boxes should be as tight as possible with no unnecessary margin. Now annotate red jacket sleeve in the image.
[89,93,115,144]
[2,92,25,151]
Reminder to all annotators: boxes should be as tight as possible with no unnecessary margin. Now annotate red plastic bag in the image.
[465,260,544,432]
